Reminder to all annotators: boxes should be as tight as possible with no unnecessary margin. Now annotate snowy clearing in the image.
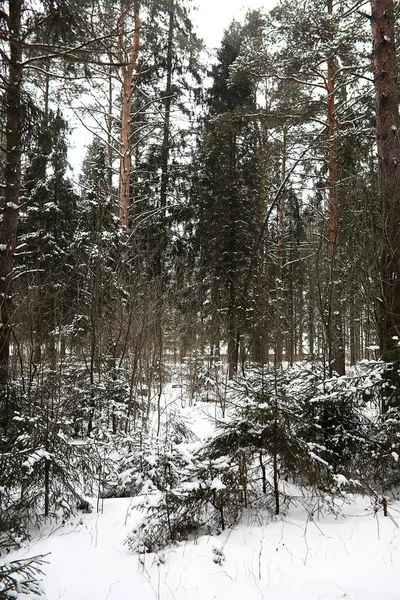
[7,492,400,600]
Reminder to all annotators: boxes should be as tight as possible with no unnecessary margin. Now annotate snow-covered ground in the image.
[4,393,400,600]
[11,493,400,600]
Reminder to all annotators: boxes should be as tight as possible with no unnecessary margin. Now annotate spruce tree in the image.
[197,20,262,377]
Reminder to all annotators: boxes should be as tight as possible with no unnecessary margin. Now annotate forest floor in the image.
[6,400,400,600]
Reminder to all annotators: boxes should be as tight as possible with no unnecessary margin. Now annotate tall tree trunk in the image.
[371,0,400,368]
[118,0,140,228]
[107,60,114,196]
[326,0,345,376]
[349,292,358,365]
[160,0,174,215]
[275,124,287,363]
[252,113,269,364]
[0,0,23,387]
[154,0,175,363]
[227,127,239,378]
[308,272,315,358]
[227,281,239,379]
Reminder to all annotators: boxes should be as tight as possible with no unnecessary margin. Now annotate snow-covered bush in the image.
[203,365,346,516]
[362,406,400,513]
[126,486,204,553]
[124,439,202,552]
[124,402,247,553]
[178,353,211,404]
[125,446,245,553]
[101,408,195,499]
[0,379,96,541]
[287,362,375,476]
[125,360,397,552]
[0,552,47,599]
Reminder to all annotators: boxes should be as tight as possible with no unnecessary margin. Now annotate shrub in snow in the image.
[291,359,400,512]
[124,440,204,553]
[101,410,195,499]
[0,379,96,542]
[126,460,243,554]
[126,486,204,553]
[125,412,246,553]
[212,546,225,565]
[288,362,374,476]
[180,352,210,404]
[203,365,345,516]
[126,361,395,552]
[362,406,400,514]
[63,361,134,438]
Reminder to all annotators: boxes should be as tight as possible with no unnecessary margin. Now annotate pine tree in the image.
[270,0,372,373]
[370,0,400,376]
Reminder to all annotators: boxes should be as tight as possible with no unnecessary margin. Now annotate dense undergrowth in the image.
[1,359,400,596]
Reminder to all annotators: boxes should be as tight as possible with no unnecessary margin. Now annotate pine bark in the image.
[0,0,23,385]
[107,61,114,195]
[227,128,239,379]
[154,0,174,299]
[370,0,400,365]
[118,0,140,228]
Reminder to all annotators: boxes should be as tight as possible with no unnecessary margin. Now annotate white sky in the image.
[192,0,278,48]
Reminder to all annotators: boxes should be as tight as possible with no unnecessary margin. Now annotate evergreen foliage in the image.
[0,376,95,538]
[0,551,47,599]
[1,0,400,574]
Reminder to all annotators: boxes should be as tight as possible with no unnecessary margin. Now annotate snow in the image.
[210,477,226,491]
[333,473,348,487]
[7,494,400,600]
[21,449,52,472]
[3,380,400,600]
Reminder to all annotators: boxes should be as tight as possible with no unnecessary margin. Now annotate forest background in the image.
[2,0,400,592]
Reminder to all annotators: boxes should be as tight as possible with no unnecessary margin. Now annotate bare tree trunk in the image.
[371,0,400,368]
[227,281,239,379]
[287,264,295,366]
[118,0,140,228]
[107,60,114,195]
[160,0,174,215]
[210,283,221,367]
[349,292,357,365]
[252,114,269,364]
[308,275,315,358]
[153,0,175,378]
[326,0,345,376]
[0,0,23,387]
[227,128,239,378]
[273,418,280,515]
[275,125,287,363]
